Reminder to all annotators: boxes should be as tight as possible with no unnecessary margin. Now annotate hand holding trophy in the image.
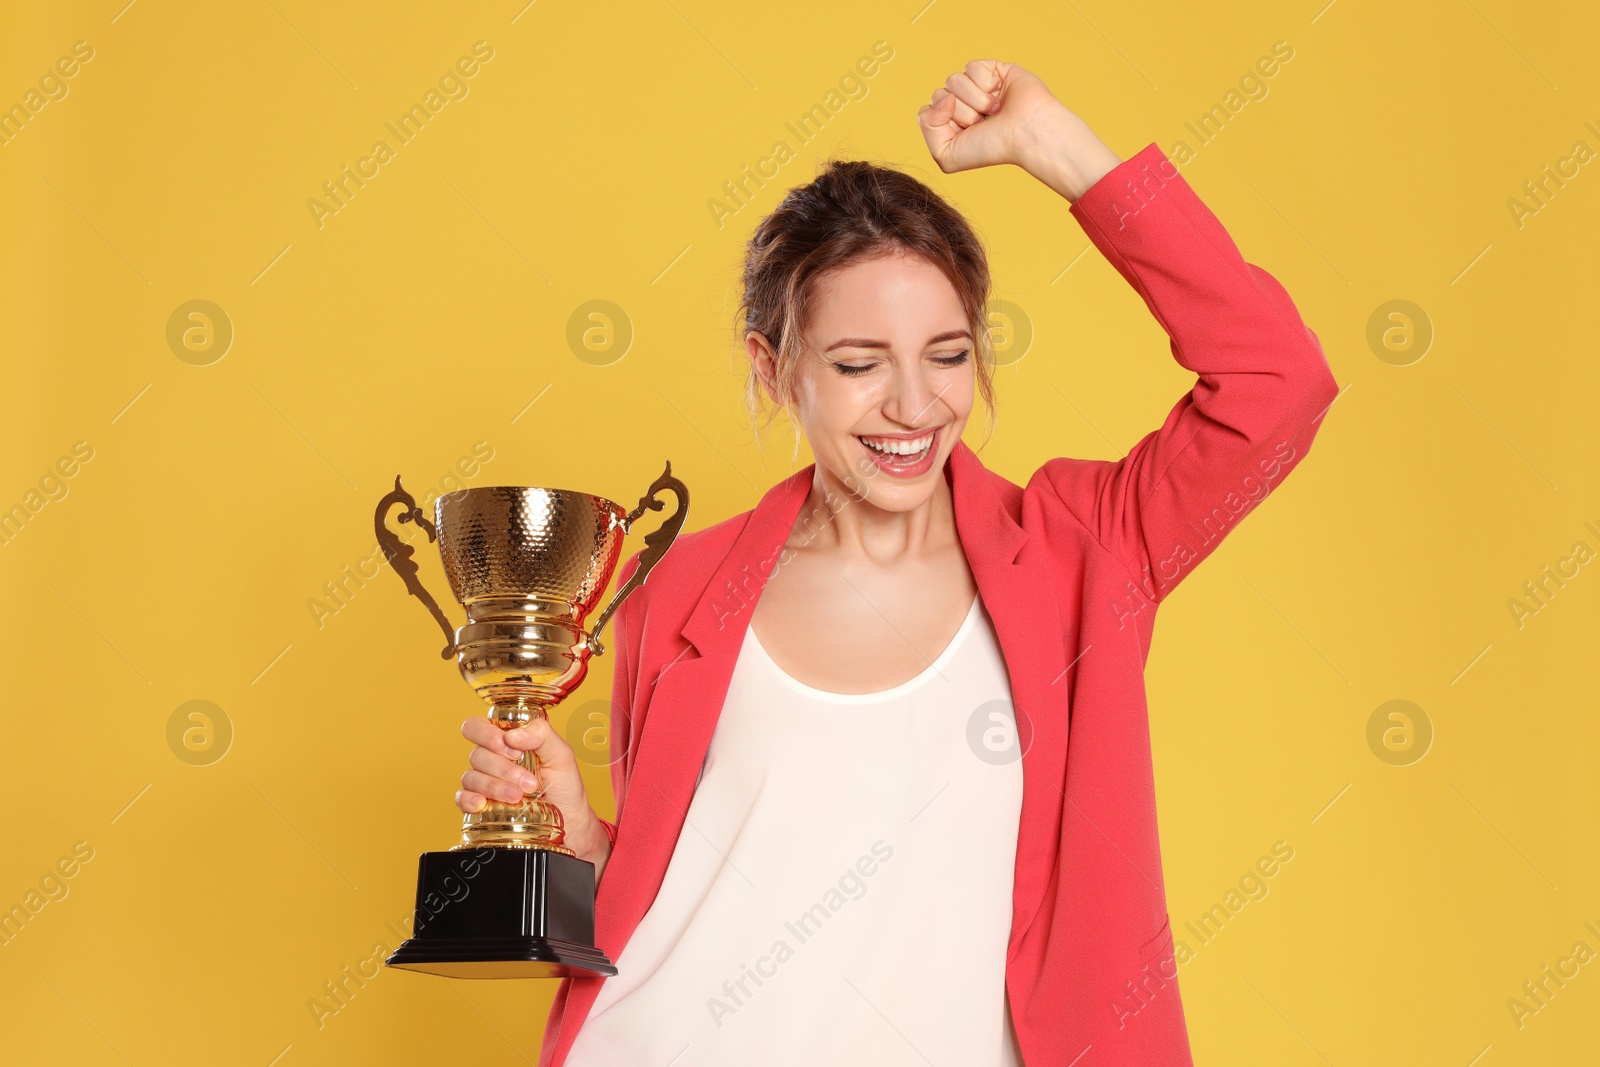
[373,461,689,978]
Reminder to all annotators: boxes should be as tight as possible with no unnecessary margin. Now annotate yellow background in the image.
[2,0,1596,1064]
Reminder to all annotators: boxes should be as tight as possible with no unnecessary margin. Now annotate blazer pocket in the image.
[1139,915,1174,964]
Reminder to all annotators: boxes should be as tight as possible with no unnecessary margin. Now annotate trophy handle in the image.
[586,460,689,656]
[375,475,460,660]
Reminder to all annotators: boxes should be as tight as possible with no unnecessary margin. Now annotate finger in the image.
[945,71,997,122]
[504,717,572,766]
[461,716,520,760]
[917,91,950,123]
[916,91,958,136]
[944,88,986,127]
[455,788,488,814]
[463,768,530,805]
[963,59,1008,96]
[501,716,546,752]
[934,73,985,127]
[469,744,538,791]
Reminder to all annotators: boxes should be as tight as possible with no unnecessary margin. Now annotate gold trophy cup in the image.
[373,461,688,978]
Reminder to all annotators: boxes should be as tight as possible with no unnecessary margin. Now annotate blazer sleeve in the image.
[1039,142,1339,612]
[593,550,643,846]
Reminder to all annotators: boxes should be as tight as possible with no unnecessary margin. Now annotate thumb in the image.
[917,91,957,133]
[916,92,959,160]
[504,717,570,768]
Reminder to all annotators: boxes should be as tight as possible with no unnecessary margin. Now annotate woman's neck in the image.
[796,460,958,562]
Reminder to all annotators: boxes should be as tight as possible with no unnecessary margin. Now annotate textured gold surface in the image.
[436,487,626,609]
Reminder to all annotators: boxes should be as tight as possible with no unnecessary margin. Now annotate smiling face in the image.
[748,248,977,513]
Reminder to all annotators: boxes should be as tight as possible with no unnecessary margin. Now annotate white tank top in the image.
[567,593,1027,1067]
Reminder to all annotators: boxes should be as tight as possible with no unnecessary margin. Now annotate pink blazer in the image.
[540,141,1339,1066]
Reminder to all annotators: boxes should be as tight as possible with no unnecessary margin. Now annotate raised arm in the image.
[917,61,1338,626]
[1038,142,1338,620]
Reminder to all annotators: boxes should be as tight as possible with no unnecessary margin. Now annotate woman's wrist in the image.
[567,806,614,872]
[1018,104,1124,203]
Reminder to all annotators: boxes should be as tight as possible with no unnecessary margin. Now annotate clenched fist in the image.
[915,58,1123,202]
[457,714,613,880]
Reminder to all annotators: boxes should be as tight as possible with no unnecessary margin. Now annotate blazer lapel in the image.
[944,440,1071,955]
[591,465,812,960]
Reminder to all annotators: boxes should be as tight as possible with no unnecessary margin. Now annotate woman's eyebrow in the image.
[823,328,973,353]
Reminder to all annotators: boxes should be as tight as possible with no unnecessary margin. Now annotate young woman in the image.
[457,59,1337,1067]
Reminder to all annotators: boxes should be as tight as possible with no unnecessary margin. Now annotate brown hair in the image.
[734,157,997,460]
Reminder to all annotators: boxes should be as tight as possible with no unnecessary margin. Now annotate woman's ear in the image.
[746,330,784,406]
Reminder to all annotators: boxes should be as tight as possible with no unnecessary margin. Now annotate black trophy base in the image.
[385,846,617,979]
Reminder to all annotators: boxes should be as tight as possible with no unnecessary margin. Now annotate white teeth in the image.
[859,433,933,456]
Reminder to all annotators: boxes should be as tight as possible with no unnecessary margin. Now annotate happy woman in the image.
[457,58,1337,1067]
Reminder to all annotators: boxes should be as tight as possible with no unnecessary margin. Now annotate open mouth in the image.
[854,426,940,474]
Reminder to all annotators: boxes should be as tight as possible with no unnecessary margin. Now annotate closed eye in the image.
[833,350,971,377]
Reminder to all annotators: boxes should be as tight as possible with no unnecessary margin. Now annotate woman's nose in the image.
[883,360,943,423]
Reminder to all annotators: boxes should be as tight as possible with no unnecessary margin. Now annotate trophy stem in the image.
[454,701,576,856]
